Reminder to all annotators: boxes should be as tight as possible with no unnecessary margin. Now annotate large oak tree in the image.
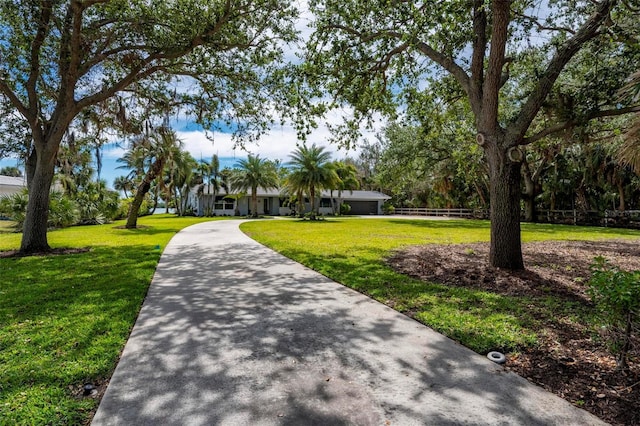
[306,0,640,269]
[0,0,298,253]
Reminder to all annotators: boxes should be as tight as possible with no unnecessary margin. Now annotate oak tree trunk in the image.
[20,143,58,253]
[21,156,56,253]
[485,141,524,270]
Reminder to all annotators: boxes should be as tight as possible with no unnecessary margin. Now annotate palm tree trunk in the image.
[310,186,316,218]
[126,179,151,228]
[617,181,625,211]
[251,186,258,217]
[126,159,163,228]
[330,189,336,214]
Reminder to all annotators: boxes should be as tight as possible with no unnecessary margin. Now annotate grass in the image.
[241,217,640,354]
[0,214,222,425]
[3,215,639,423]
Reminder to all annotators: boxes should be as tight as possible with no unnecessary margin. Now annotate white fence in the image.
[392,208,640,228]
[393,208,484,218]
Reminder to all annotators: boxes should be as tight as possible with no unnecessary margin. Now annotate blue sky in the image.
[0,1,378,188]
[0,108,373,188]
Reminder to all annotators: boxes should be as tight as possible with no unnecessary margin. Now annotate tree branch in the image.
[521,121,574,145]
[26,1,53,128]
[522,104,640,145]
[0,81,31,120]
[510,0,617,143]
[515,12,577,35]
[414,41,471,95]
[469,0,487,113]
[480,0,510,133]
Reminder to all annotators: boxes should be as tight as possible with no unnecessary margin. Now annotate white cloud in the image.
[101,105,384,167]
[169,105,384,163]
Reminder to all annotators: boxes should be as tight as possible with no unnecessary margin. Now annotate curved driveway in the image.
[92,220,605,425]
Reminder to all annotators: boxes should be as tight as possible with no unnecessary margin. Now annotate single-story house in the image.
[0,175,26,197]
[189,186,391,217]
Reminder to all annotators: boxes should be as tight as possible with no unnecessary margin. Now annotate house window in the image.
[319,198,332,208]
[214,196,234,210]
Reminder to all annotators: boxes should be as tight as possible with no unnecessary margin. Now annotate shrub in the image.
[76,183,120,225]
[0,189,29,227]
[339,202,351,215]
[382,202,395,215]
[116,197,151,220]
[0,189,80,229]
[48,191,80,228]
[588,256,640,370]
[302,211,325,221]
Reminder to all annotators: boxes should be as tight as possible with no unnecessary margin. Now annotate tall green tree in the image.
[286,144,338,218]
[0,0,298,253]
[118,126,182,228]
[113,175,133,198]
[232,155,279,218]
[306,0,640,269]
[169,150,199,216]
[332,160,360,214]
[616,70,640,172]
[198,154,229,216]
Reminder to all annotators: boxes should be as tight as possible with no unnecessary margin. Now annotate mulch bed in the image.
[386,239,639,425]
[0,247,91,259]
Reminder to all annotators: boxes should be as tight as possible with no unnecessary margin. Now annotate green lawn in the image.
[3,215,639,424]
[241,217,640,353]
[0,215,221,425]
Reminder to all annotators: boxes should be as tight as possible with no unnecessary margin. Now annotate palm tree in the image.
[197,154,229,216]
[617,70,640,173]
[113,176,133,198]
[118,125,183,228]
[282,171,307,216]
[286,144,338,218]
[169,150,198,216]
[232,155,279,218]
[332,160,360,215]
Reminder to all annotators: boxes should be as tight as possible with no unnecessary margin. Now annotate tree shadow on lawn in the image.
[388,217,640,238]
[110,226,182,236]
[385,239,640,425]
[386,218,491,230]
[0,245,162,424]
[92,227,601,425]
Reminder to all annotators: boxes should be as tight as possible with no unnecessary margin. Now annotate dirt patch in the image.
[0,247,91,259]
[387,239,639,425]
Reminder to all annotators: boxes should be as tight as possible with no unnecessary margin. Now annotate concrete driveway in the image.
[92,220,605,425]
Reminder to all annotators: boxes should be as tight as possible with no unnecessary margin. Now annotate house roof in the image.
[195,186,282,197]
[195,185,390,200]
[0,175,26,188]
[320,190,391,201]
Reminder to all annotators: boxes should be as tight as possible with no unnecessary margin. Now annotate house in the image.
[0,175,26,197]
[189,186,391,216]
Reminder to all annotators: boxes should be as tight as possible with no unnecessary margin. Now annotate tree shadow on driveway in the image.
[92,221,605,426]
